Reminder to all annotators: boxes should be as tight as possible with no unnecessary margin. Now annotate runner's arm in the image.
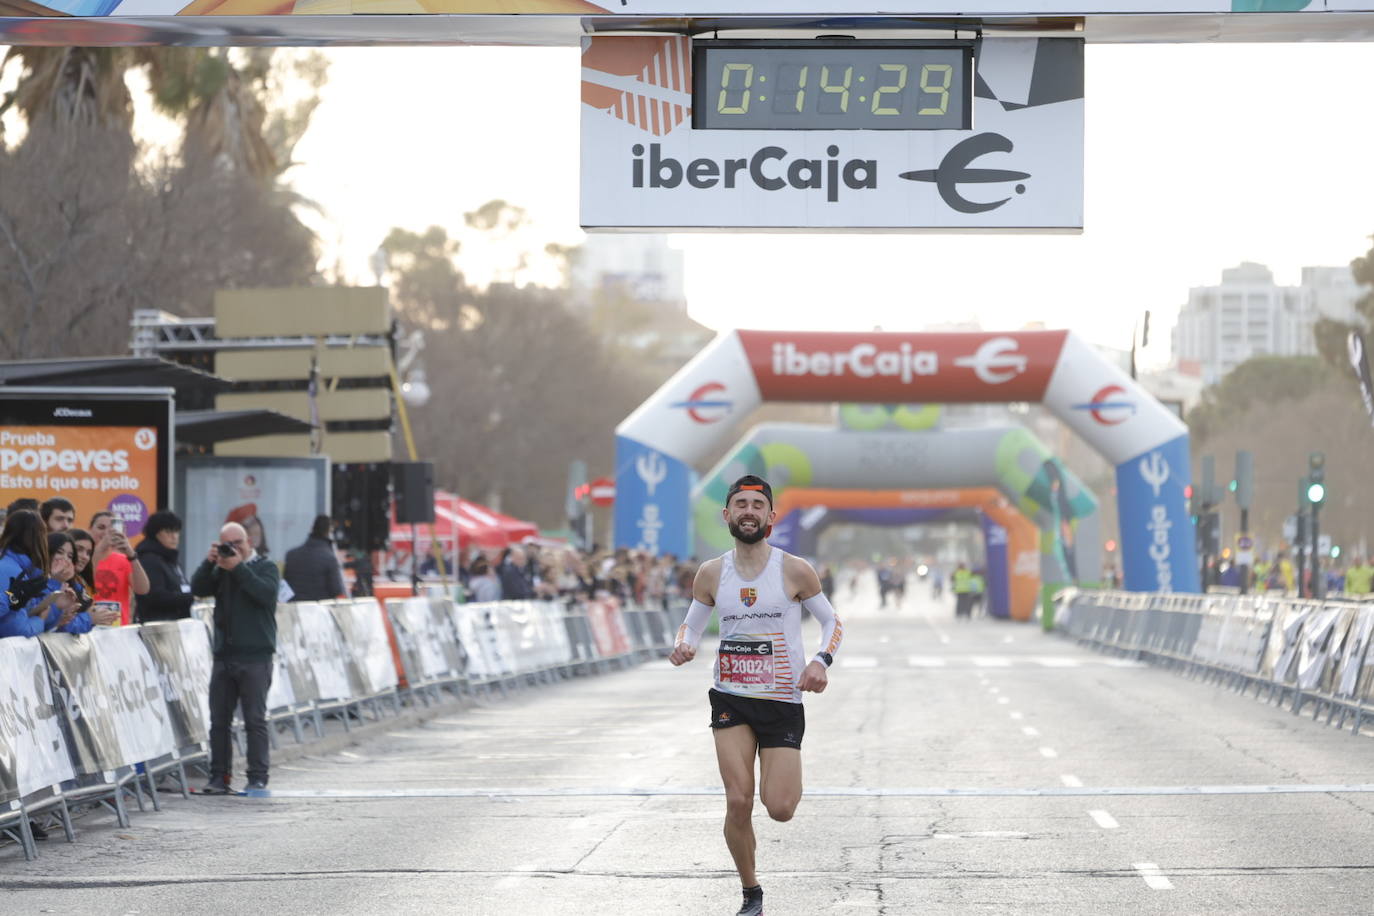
[787,555,843,666]
[676,560,720,649]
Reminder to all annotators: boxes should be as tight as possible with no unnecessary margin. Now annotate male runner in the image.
[670,474,844,916]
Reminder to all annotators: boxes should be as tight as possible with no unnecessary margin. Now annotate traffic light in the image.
[1307,452,1326,506]
[1228,479,1237,493]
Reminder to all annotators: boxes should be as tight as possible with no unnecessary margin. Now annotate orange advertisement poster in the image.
[0,425,162,537]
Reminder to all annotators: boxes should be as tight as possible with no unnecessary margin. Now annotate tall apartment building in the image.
[1171,262,1363,385]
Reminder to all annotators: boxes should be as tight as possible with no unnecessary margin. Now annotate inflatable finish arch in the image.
[614,329,1196,593]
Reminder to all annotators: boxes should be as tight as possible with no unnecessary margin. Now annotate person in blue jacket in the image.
[0,509,78,638]
[46,531,118,633]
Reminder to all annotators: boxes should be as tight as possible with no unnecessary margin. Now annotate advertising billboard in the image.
[0,388,172,537]
[175,456,330,564]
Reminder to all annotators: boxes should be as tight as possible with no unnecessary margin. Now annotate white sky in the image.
[105,40,1374,367]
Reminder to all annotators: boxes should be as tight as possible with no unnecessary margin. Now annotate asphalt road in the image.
[6,579,1374,915]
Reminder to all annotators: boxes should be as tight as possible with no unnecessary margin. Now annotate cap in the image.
[725,475,772,507]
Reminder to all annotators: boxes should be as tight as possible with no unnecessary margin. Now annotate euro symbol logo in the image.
[1138,451,1170,498]
[636,450,668,497]
[953,336,1027,385]
[898,133,1030,214]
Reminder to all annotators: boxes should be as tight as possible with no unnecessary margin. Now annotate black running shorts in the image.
[708,688,805,750]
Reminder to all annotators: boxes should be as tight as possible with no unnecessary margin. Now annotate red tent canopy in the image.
[389,490,538,552]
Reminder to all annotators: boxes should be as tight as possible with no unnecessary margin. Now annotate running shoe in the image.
[736,886,763,916]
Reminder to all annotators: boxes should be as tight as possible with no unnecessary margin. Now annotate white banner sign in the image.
[0,637,75,799]
[582,37,1083,230]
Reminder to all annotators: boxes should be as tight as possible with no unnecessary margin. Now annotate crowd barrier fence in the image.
[1,594,675,861]
[1055,588,1374,736]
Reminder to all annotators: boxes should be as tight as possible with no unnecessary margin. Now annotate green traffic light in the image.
[1332,546,1342,559]
[1307,482,1325,504]
[1228,479,1237,492]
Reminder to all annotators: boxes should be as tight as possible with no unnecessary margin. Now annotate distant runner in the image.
[670,474,844,916]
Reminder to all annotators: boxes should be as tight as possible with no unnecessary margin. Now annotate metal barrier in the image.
[0,592,674,861]
[1056,589,1374,737]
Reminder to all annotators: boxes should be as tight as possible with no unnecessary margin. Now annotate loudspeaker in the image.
[393,461,435,524]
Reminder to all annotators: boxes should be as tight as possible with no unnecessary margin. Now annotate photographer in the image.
[191,521,280,795]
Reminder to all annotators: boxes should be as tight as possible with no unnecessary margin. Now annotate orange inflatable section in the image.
[772,487,1041,621]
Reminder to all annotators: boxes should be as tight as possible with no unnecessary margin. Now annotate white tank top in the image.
[713,547,805,704]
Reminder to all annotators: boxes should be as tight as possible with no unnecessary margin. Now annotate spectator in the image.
[344,548,374,598]
[192,521,280,794]
[282,515,347,602]
[467,555,503,603]
[46,532,116,632]
[5,497,39,516]
[134,511,195,623]
[497,546,534,600]
[0,510,77,639]
[89,512,151,626]
[68,528,96,591]
[40,497,76,533]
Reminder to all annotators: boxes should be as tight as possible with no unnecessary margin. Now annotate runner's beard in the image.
[729,518,767,545]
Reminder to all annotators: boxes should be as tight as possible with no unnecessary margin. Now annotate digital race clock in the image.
[692,40,974,131]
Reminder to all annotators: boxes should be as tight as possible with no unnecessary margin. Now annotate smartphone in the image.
[111,519,125,535]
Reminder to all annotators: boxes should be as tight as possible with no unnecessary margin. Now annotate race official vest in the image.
[713,548,806,705]
[952,569,973,593]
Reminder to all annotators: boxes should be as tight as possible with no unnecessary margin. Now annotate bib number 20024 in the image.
[718,638,775,688]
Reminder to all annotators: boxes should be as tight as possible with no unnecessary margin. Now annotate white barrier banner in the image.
[1339,607,1374,697]
[0,637,75,799]
[392,598,451,680]
[294,602,354,702]
[331,599,398,695]
[94,627,176,767]
[138,620,213,748]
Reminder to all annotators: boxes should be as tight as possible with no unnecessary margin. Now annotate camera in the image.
[216,542,238,558]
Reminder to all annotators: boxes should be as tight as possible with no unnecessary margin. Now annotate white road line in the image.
[1034,657,1081,668]
[1088,809,1120,829]
[842,656,879,668]
[1009,711,1024,720]
[973,656,1012,667]
[1022,726,1040,737]
[338,751,367,760]
[908,656,947,667]
[1039,747,1059,759]
[1061,774,1084,788]
[1107,659,1146,668]
[1133,863,1173,889]
[997,697,1011,704]
[988,687,1000,694]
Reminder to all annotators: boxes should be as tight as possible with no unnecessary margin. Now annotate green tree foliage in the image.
[0,48,325,359]
[381,220,658,528]
[1186,355,1333,445]
[1313,233,1374,371]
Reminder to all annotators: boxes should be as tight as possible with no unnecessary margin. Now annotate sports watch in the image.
[815,652,833,668]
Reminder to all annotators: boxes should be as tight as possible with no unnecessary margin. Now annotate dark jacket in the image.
[282,536,346,602]
[191,553,280,662]
[134,538,194,623]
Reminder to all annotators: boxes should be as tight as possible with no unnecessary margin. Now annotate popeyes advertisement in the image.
[0,391,172,537]
[0,426,160,535]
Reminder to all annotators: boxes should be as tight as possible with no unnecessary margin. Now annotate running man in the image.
[670,474,844,916]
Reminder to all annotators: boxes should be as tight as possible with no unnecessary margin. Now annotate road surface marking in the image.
[1034,657,1081,667]
[1061,774,1084,788]
[255,783,1374,799]
[973,656,1011,667]
[1133,863,1173,889]
[842,656,879,668]
[1009,711,1024,720]
[1022,726,1040,737]
[908,656,947,667]
[1039,747,1059,759]
[997,697,1011,704]
[1088,810,1119,829]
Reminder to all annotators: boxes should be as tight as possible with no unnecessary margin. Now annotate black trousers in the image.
[209,658,273,784]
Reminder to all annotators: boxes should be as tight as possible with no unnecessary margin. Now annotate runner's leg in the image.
[758,747,802,822]
[714,724,759,887]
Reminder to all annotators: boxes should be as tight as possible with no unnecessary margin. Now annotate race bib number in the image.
[718,638,775,688]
